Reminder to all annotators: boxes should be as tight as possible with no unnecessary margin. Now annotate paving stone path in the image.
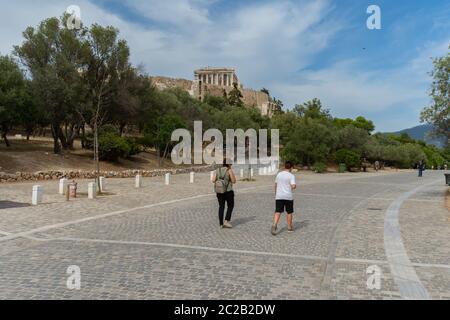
[0,170,448,299]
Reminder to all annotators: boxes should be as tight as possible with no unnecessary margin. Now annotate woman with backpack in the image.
[212,159,237,229]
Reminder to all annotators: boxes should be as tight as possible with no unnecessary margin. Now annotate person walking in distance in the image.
[418,160,425,177]
[271,161,297,235]
[212,159,237,229]
[374,160,380,172]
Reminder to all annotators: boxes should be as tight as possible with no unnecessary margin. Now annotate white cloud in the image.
[122,0,212,28]
[0,0,447,132]
[0,0,339,80]
[270,40,449,131]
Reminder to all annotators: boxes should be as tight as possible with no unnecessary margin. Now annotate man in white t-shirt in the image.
[271,161,297,235]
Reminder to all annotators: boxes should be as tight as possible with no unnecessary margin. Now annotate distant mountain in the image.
[391,124,446,148]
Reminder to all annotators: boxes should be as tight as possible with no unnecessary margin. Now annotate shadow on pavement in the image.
[233,216,256,227]
[279,220,310,233]
[0,201,31,210]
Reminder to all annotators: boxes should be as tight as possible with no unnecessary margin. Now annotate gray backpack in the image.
[214,168,229,194]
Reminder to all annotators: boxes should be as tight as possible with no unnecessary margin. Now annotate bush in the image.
[99,124,120,136]
[99,133,131,161]
[335,149,361,170]
[124,137,141,156]
[312,162,327,173]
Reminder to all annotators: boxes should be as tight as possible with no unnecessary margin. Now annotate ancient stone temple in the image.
[194,67,241,88]
[150,67,277,117]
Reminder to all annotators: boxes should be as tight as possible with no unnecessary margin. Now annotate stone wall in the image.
[202,84,269,106]
[0,165,218,184]
[150,76,194,92]
[202,84,275,116]
[149,75,276,117]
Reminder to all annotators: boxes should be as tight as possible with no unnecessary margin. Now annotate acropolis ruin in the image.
[151,67,276,117]
[194,67,241,88]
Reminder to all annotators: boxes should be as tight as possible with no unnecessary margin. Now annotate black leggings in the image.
[217,191,235,226]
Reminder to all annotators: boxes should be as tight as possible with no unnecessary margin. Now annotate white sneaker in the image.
[223,221,233,229]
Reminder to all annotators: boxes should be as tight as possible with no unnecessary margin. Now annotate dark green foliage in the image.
[335,149,361,171]
[227,82,244,107]
[421,46,449,147]
[124,137,141,156]
[0,55,26,146]
[312,162,327,173]
[98,133,131,161]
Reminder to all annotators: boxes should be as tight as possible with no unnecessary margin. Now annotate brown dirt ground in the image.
[0,136,187,173]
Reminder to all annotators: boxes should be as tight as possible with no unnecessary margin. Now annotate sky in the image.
[0,0,449,132]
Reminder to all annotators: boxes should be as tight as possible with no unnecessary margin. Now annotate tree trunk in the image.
[26,125,33,141]
[1,132,10,147]
[94,122,101,193]
[162,142,170,163]
[65,124,78,150]
[81,125,86,149]
[157,146,162,167]
[119,123,126,137]
[51,123,61,154]
[58,126,68,150]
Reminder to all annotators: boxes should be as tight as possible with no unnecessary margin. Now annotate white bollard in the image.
[240,169,244,178]
[135,174,142,188]
[88,182,96,199]
[99,177,106,192]
[190,172,195,184]
[59,178,68,195]
[32,185,43,205]
[165,173,171,185]
[263,167,268,175]
[250,168,254,178]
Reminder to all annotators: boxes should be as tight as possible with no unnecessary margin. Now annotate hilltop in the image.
[390,124,446,148]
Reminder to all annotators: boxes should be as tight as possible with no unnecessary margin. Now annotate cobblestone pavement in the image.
[0,170,448,300]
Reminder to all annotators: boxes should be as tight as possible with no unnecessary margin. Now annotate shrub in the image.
[312,162,327,173]
[99,124,120,136]
[98,133,131,161]
[335,149,361,170]
[124,137,141,156]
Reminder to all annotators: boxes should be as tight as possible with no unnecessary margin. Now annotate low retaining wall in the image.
[0,165,218,183]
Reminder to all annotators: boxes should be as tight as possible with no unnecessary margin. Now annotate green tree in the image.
[14,15,88,153]
[363,136,385,162]
[354,116,375,133]
[142,113,186,166]
[293,98,331,122]
[0,55,27,147]
[227,82,244,107]
[204,94,229,111]
[270,112,299,146]
[336,125,370,154]
[18,81,48,141]
[334,116,375,133]
[108,67,145,136]
[272,97,284,115]
[421,46,450,147]
[335,149,361,171]
[214,107,260,132]
[282,118,335,166]
[98,132,131,161]
[82,23,131,186]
